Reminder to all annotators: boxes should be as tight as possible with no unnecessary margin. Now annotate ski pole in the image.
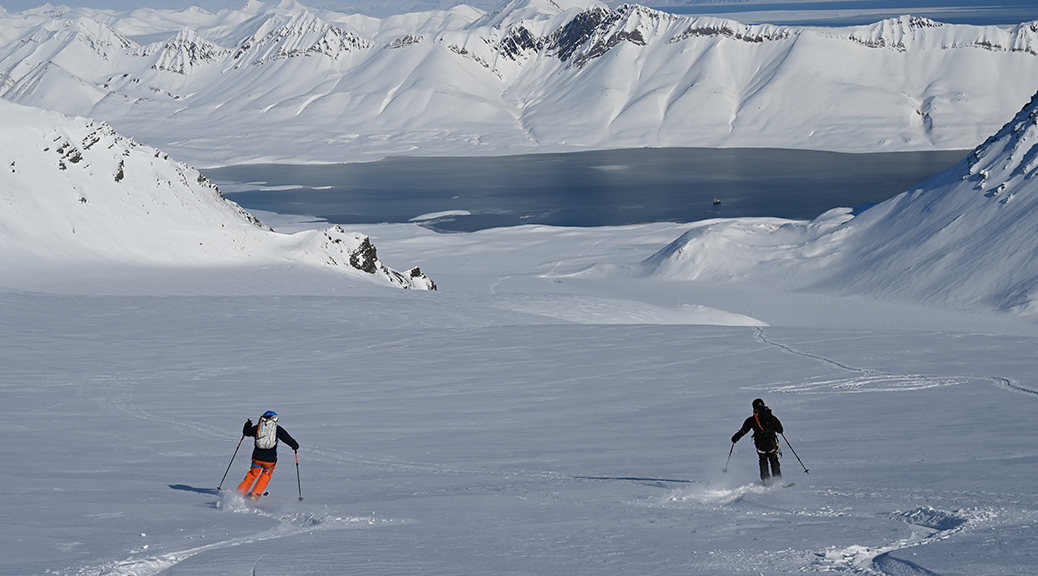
[722,442,735,473]
[217,435,245,491]
[781,433,809,474]
[295,450,303,501]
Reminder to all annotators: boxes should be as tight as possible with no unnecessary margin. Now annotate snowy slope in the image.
[3,145,1038,576]
[627,88,1038,315]
[0,99,435,289]
[2,0,1038,165]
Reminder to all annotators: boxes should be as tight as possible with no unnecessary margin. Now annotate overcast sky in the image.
[1,0,1035,26]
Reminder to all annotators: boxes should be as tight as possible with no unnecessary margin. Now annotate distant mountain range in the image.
[2,0,1037,166]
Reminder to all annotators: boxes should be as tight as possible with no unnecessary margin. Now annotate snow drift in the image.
[0,98,435,289]
[628,88,1038,315]
[2,0,1038,166]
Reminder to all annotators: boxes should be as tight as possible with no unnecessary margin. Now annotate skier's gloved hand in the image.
[243,419,253,435]
[731,434,739,444]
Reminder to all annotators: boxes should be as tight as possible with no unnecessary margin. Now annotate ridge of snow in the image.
[966,90,1038,189]
[629,88,1038,316]
[28,14,136,51]
[473,0,602,30]
[0,98,435,289]
[3,60,108,112]
[232,9,371,66]
[841,15,1038,54]
[139,28,230,75]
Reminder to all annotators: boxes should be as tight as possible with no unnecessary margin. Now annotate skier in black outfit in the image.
[731,398,783,485]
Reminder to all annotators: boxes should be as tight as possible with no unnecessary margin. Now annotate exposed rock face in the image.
[142,29,231,75]
[315,226,437,290]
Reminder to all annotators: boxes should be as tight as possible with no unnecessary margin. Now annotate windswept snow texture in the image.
[2,0,1038,165]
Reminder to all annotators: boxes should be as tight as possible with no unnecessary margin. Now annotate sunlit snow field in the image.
[3,215,1037,575]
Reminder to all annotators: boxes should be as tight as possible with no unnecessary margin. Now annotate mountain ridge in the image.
[629,88,1038,316]
[0,98,436,289]
[2,0,1037,166]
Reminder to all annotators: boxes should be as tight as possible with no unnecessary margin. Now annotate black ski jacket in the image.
[243,422,299,463]
[732,408,783,453]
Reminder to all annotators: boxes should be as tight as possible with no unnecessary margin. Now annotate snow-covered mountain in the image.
[625,87,1038,316]
[0,98,436,289]
[2,0,1038,166]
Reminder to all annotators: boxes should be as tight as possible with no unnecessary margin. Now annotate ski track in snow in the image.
[751,327,1038,397]
[73,497,393,576]
[58,327,1036,575]
[662,481,1024,575]
[993,377,1038,398]
[79,355,583,483]
[91,373,241,442]
[545,239,603,278]
[54,372,435,572]
[679,327,1037,574]
[813,505,1005,575]
[83,362,578,500]
[668,481,784,506]
[84,370,527,480]
[62,375,409,575]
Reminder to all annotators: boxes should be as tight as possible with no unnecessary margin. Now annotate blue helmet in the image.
[261,410,278,421]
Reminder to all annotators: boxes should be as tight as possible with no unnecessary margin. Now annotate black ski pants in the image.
[758,450,781,484]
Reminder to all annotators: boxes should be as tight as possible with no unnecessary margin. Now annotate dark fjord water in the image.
[207,148,968,233]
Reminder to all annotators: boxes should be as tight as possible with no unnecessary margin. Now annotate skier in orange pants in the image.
[237,411,299,499]
[238,459,277,498]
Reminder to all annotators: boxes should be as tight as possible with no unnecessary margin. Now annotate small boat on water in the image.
[713,198,722,205]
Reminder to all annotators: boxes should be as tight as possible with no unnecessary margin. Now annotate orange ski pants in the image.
[237,458,276,497]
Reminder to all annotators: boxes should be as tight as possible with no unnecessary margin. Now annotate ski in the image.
[762,482,794,488]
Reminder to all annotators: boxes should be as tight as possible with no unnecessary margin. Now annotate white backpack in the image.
[255,415,278,449]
